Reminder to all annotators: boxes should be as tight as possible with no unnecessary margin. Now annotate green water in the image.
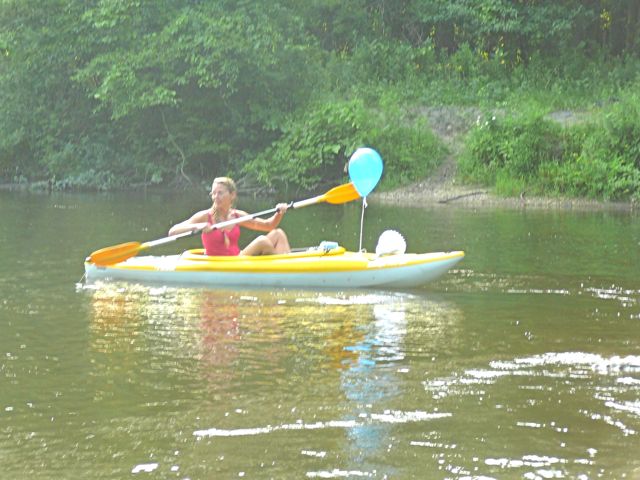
[1,190,639,479]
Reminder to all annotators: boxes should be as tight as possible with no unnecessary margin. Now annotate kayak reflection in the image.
[85,282,464,458]
[338,296,464,469]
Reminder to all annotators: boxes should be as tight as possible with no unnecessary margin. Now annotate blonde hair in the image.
[212,177,237,194]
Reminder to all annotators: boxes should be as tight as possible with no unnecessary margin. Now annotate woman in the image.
[168,177,291,256]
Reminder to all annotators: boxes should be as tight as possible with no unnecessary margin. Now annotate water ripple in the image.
[448,270,639,313]
[193,410,450,438]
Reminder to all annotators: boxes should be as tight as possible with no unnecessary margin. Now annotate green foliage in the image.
[360,93,447,190]
[460,91,640,200]
[0,0,98,181]
[542,93,640,200]
[243,99,363,192]
[459,111,562,186]
[1,0,640,199]
[244,96,446,193]
[41,133,168,190]
[348,39,435,85]
[1,0,322,187]
[368,120,446,190]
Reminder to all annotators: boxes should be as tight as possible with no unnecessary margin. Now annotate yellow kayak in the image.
[84,245,464,289]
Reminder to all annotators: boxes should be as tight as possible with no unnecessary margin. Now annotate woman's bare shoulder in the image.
[233,208,249,218]
[188,209,210,222]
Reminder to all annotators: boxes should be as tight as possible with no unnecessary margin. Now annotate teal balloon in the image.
[348,148,383,197]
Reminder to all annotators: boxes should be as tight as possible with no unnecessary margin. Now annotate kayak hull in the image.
[84,248,464,289]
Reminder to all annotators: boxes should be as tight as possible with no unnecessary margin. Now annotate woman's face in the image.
[209,182,235,208]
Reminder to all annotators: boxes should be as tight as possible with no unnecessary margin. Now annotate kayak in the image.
[85,247,464,289]
[84,245,464,289]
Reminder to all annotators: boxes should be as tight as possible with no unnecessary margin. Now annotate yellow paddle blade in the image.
[88,241,143,266]
[322,182,361,204]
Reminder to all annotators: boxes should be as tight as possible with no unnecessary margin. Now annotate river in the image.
[1,189,639,479]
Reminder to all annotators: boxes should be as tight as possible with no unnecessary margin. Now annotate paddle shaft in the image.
[146,191,336,248]
[144,205,284,248]
[89,183,360,266]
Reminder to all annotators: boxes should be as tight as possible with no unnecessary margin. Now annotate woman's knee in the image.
[269,229,290,253]
[240,235,270,256]
[270,228,287,241]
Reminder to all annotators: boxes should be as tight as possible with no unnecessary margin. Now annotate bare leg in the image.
[240,229,290,256]
[240,236,273,256]
[266,228,290,254]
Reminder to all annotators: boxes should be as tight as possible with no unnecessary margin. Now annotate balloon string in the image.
[359,196,367,252]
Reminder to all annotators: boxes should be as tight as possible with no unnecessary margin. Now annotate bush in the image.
[244,96,447,193]
[459,92,640,201]
[42,135,167,190]
[360,96,446,189]
[242,99,364,193]
[546,95,640,199]
[459,111,562,185]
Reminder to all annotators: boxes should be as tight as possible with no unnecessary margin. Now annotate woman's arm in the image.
[168,210,209,236]
[238,203,288,232]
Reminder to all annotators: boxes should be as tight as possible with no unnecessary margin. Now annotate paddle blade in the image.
[323,182,361,204]
[88,241,142,266]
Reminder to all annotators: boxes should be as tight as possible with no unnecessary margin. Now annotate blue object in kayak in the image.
[348,147,383,197]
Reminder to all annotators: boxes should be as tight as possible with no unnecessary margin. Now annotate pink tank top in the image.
[201,211,241,256]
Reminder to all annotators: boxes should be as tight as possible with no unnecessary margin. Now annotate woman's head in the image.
[209,177,237,207]
[211,177,236,193]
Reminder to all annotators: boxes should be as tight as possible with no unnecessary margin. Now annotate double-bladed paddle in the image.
[88,182,361,266]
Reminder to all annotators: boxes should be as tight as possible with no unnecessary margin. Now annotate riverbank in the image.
[3,104,637,213]
[372,176,637,212]
[372,152,637,211]
[372,106,637,212]
[3,173,636,213]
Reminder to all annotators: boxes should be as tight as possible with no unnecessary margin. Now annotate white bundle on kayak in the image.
[375,230,407,256]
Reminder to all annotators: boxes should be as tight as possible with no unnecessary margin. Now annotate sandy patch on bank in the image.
[372,107,636,212]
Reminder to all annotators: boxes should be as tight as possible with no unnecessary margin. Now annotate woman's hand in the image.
[201,222,214,233]
[275,203,289,215]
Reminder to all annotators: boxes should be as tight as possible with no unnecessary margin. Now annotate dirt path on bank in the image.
[373,107,635,212]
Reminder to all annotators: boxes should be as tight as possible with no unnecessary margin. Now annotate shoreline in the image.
[372,107,637,213]
[371,179,637,213]
[3,180,637,213]
[3,109,638,213]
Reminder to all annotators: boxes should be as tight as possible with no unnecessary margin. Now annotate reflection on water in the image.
[340,301,425,476]
[3,191,640,478]
[84,282,466,477]
[43,277,640,478]
[87,283,463,386]
[453,269,639,314]
[421,350,640,478]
